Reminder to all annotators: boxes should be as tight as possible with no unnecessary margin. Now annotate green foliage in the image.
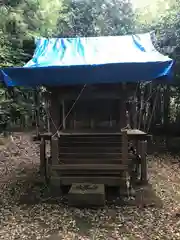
[57,0,135,37]
[0,0,180,130]
[136,0,180,125]
[0,0,137,131]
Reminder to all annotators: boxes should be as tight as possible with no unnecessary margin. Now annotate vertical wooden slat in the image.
[40,137,45,176]
[132,98,137,129]
[120,83,127,129]
[34,89,40,136]
[73,111,77,129]
[140,140,148,184]
[62,99,66,130]
[43,91,51,133]
[51,137,59,165]
[50,137,61,195]
[49,88,60,135]
[122,130,128,164]
[120,130,128,196]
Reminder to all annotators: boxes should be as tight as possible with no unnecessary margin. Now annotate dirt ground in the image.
[0,133,180,240]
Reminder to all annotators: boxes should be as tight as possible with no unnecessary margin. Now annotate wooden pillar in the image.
[43,92,50,132]
[132,98,137,129]
[73,111,77,129]
[47,100,51,133]
[48,88,61,194]
[62,100,66,130]
[33,89,40,136]
[122,130,128,164]
[50,137,61,194]
[139,140,148,184]
[120,84,127,129]
[51,137,59,165]
[120,130,128,195]
[40,137,45,176]
[49,88,60,135]
[138,85,144,129]
[119,84,128,195]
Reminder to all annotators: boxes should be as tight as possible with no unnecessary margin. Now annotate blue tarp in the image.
[0,32,174,87]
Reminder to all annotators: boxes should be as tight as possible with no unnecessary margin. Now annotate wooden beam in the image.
[122,130,128,164]
[51,164,128,170]
[51,137,59,165]
[49,88,60,135]
[131,98,137,129]
[50,137,61,195]
[62,99,66,130]
[120,83,127,129]
[140,140,148,184]
[51,176,126,186]
[40,137,45,176]
[33,89,40,136]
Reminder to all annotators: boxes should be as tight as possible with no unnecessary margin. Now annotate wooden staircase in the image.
[50,133,133,187]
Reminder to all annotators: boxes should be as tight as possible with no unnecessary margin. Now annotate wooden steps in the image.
[58,158,129,164]
[49,133,131,188]
[59,146,123,153]
[51,176,126,186]
[52,164,128,170]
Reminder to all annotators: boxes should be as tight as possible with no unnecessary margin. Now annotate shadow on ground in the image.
[17,171,162,209]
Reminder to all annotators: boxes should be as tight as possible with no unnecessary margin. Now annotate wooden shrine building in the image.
[1,33,174,201]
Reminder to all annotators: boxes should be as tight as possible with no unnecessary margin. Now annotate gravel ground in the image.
[0,133,180,239]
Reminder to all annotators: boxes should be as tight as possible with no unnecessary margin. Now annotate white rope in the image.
[44,105,58,132]
[51,84,87,137]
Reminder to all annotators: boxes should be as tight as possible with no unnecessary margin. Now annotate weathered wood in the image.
[135,140,141,182]
[59,141,123,147]
[59,146,123,152]
[120,100,127,129]
[49,88,60,135]
[59,158,130,164]
[140,140,148,184]
[33,89,40,137]
[121,130,129,195]
[62,99,66,130]
[51,176,126,186]
[40,129,149,136]
[52,164,128,171]
[51,137,59,165]
[39,132,52,140]
[38,82,151,200]
[43,92,51,133]
[59,152,124,157]
[68,183,105,207]
[50,137,61,194]
[120,83,127,128]
[122,130,128,164]
[59,129,147,135]
[131,98,137,128]
[40,137,45,176]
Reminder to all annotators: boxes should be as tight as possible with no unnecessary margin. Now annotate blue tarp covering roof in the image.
[0,32,174,87]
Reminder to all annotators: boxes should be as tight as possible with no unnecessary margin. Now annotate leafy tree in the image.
[57,0,135,37]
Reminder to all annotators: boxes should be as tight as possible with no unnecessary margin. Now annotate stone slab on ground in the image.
[68,183,105,207]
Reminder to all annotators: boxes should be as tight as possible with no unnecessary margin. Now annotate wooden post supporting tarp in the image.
[49,88,60,135]
[50,137,61,195]
[40,137,46,176]
[120,83,127,129]
[33,88,40,137]
[139,140,148,184]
